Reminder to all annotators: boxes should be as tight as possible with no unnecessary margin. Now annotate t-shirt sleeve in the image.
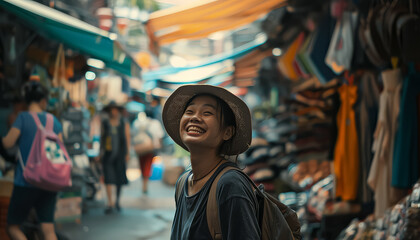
[52,115,63,135]
[217,171,261,240]
[12,113,24,131]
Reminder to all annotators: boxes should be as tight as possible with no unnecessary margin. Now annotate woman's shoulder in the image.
[217,167,253,193]
[215,166,257,206]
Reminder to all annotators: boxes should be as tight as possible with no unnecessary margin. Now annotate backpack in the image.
[175,165,302,240]
[18,112,72,191]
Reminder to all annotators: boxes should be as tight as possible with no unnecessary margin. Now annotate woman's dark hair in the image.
[22,81,49,104]
[184,94,236,155]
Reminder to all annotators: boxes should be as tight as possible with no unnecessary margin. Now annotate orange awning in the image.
[146,0,286,54]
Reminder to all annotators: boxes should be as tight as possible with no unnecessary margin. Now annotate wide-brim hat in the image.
[162,84,252,155]
[103,100,124,112]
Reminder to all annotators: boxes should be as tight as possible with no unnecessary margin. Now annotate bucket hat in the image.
[103,100,124,112]
[162,84,252,155]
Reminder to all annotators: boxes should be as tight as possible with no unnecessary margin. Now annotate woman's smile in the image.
[180,95,225,150]
[186,125,206,135]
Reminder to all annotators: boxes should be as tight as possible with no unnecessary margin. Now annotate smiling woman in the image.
[162,84,261,240]
[179,95,234,155]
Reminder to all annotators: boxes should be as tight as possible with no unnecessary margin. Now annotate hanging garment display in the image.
[325,11,358,74]
[307,15,338,84]
[368,68,403,218]
[392,64,420,190]
[278,32,305,81]
[355,71,380,204]
[333,81,359,201]
[63,77,87,105]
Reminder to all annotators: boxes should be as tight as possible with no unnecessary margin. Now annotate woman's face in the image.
[110,107,120,117]
[179,95,233,152]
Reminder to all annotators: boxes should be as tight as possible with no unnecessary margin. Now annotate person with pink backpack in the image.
[1,81,67,240]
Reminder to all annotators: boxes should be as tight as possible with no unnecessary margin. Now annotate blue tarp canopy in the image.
[0,0,141,77]
[142,34,266,82]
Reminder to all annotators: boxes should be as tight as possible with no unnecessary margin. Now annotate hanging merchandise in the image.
[306,14,338,84]
[63,77,87,105]
[368,68,403,218]
[295,34,316,79]
[325,11,358,74]
[262,7,305,49]
[333,74,359,201]
[398,0,420,62]
[52,44,67,87]
[392,64,420,191]
[97,75,126,103]
[354,71,380,204]
[278,32,305,81]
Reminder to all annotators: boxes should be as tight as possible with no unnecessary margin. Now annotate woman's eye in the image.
[184,110,193,114]
[204,111,213,116]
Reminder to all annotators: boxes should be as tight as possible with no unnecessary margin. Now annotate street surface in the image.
[57,155,177,240]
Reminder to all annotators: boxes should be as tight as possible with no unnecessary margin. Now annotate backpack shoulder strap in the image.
[175,171,190,205]
[30,112,54,131]
[207,166,238,240]
[30,112,43,129]
[45,113,54,132]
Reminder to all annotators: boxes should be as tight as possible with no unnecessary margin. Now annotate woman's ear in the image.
[223,126,234,141]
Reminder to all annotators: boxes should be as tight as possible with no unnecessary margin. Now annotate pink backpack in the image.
[18,112,72,191]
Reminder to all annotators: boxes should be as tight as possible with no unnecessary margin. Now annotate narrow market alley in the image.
[57,155,176,240]
[2,0,420,239]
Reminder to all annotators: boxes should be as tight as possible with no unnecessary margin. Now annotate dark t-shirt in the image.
[171,163,261,240]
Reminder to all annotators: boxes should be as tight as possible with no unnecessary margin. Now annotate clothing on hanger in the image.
[368,68,403,218]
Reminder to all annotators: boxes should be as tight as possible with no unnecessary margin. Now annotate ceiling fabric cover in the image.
[146,0,286,54]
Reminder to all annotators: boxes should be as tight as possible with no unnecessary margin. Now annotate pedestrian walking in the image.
[163,84,261,239]
[132,111,164,194]
[98,101,131,214]
[1,81,62,240]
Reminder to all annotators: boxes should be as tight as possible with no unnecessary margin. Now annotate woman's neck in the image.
[28,103,43,112]
[189,148,222,177]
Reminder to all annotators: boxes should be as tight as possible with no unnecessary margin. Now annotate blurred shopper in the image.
[1,81,61,240]
[163,85,261,239]
[99,101,130,214]
[132,111,164,194]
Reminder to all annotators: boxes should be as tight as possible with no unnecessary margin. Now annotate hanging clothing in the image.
[368,68,402,218]
[334,83,359,201]
[392,65,420,190]
[355,71,380,204]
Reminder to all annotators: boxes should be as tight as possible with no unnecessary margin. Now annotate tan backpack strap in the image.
[207,166,237,240]
[175,171,190,205]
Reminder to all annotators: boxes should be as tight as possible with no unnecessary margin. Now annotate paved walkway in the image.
[57,156,178,240]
